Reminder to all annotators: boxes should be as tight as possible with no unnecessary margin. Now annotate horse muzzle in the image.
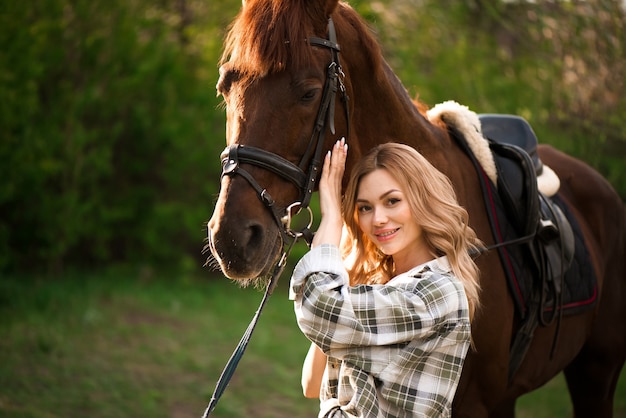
[207,215,282,280]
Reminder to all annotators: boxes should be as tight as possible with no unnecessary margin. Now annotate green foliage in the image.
[0,0,240,273]
[358,0,625,199]
[0,0,623,274]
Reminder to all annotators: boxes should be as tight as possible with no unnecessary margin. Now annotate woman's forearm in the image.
[311,214,343,248]
[301,342,327,398]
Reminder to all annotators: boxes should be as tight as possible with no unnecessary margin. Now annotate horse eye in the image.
[301,89,318,102]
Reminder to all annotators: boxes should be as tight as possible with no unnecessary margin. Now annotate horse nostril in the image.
[246,222,265,252]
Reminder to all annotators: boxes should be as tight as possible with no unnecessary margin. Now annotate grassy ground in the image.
[0,269,624,418]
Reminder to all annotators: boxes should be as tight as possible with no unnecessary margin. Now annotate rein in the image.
[202,241,295,418]
[203,17,349,416]
[477,231,537,254]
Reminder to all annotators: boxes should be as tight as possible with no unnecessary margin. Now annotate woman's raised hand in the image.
[311,138,347,248]
[319,138,347,216]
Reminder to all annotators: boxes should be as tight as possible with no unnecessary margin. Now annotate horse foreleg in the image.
[564,281,626,418]
[564,213,626,418]
[563,273,626,418]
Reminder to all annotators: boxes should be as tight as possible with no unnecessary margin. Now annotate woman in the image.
[289,140,482,417]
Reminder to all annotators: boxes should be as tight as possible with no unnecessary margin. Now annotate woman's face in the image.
[355,168,431,271]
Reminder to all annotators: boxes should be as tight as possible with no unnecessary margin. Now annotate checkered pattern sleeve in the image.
[289,244,464,353]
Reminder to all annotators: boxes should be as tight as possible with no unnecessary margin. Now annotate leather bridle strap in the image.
[221,145,298,243]
[301,17,350,209]
[222,145,307,190]
[308,18,342,139]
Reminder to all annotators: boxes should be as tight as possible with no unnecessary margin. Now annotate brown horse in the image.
[207,0,626,416]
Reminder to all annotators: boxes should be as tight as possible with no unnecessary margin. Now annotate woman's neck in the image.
[392,246,436,276]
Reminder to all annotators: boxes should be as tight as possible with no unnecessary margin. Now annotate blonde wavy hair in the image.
[341,143,482,321]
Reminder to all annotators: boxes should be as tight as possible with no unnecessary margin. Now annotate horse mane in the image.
[220,0,383,80]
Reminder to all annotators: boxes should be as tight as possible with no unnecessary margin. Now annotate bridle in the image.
[219,16,350,245]
[203,17,350,417]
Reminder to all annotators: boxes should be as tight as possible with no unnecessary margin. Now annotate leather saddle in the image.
[478,114,577,380]
[479,114,575,284]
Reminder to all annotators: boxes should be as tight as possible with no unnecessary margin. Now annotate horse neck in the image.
[350,60,448,159]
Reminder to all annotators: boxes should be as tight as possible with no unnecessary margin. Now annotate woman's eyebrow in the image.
[356,189,401,203]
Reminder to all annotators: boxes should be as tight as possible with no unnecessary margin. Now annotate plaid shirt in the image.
[289,244,471,418]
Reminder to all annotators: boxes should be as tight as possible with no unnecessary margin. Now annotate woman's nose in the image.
[372,208,388,225]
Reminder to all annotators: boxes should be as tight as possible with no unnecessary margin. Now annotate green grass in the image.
[0,270,624,417]
[0,269,319,418]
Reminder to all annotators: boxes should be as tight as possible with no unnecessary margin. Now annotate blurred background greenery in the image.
[1,0,625,416]
[0,0,624,275]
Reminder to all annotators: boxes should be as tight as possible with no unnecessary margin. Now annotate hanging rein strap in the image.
[201,243,295,418]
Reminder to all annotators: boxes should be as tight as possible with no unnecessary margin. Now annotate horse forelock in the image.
[218,0,385,96]
[220,0,330,79]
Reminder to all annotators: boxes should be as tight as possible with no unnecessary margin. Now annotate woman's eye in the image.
[357,205,371,213]
[387,198,400,206]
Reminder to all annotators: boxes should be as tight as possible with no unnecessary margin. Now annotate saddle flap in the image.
[538,193,575,279]
[489,141,540,237]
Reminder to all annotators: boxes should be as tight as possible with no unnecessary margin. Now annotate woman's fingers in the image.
[322,139,347,189]
[319,138,347,216]
[326,137,347,181]
[312,139,348,246]
[333,138,347,171]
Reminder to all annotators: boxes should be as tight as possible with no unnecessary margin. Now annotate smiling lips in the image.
[375,228,400,242]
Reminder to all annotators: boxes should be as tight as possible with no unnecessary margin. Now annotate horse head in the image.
[207,0,358,282]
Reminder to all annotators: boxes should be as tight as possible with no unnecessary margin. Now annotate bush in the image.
[354,0,626,199]
[0,0,237,273]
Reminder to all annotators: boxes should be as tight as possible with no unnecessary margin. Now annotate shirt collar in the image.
[406,255,451,276]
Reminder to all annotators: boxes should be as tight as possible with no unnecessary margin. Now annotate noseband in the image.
[219,17,350,245]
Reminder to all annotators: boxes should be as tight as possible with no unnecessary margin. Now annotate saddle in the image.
[426,101,598,380]
[443,112,599,382]
[475,114,600,381]
[479,114,575,289]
